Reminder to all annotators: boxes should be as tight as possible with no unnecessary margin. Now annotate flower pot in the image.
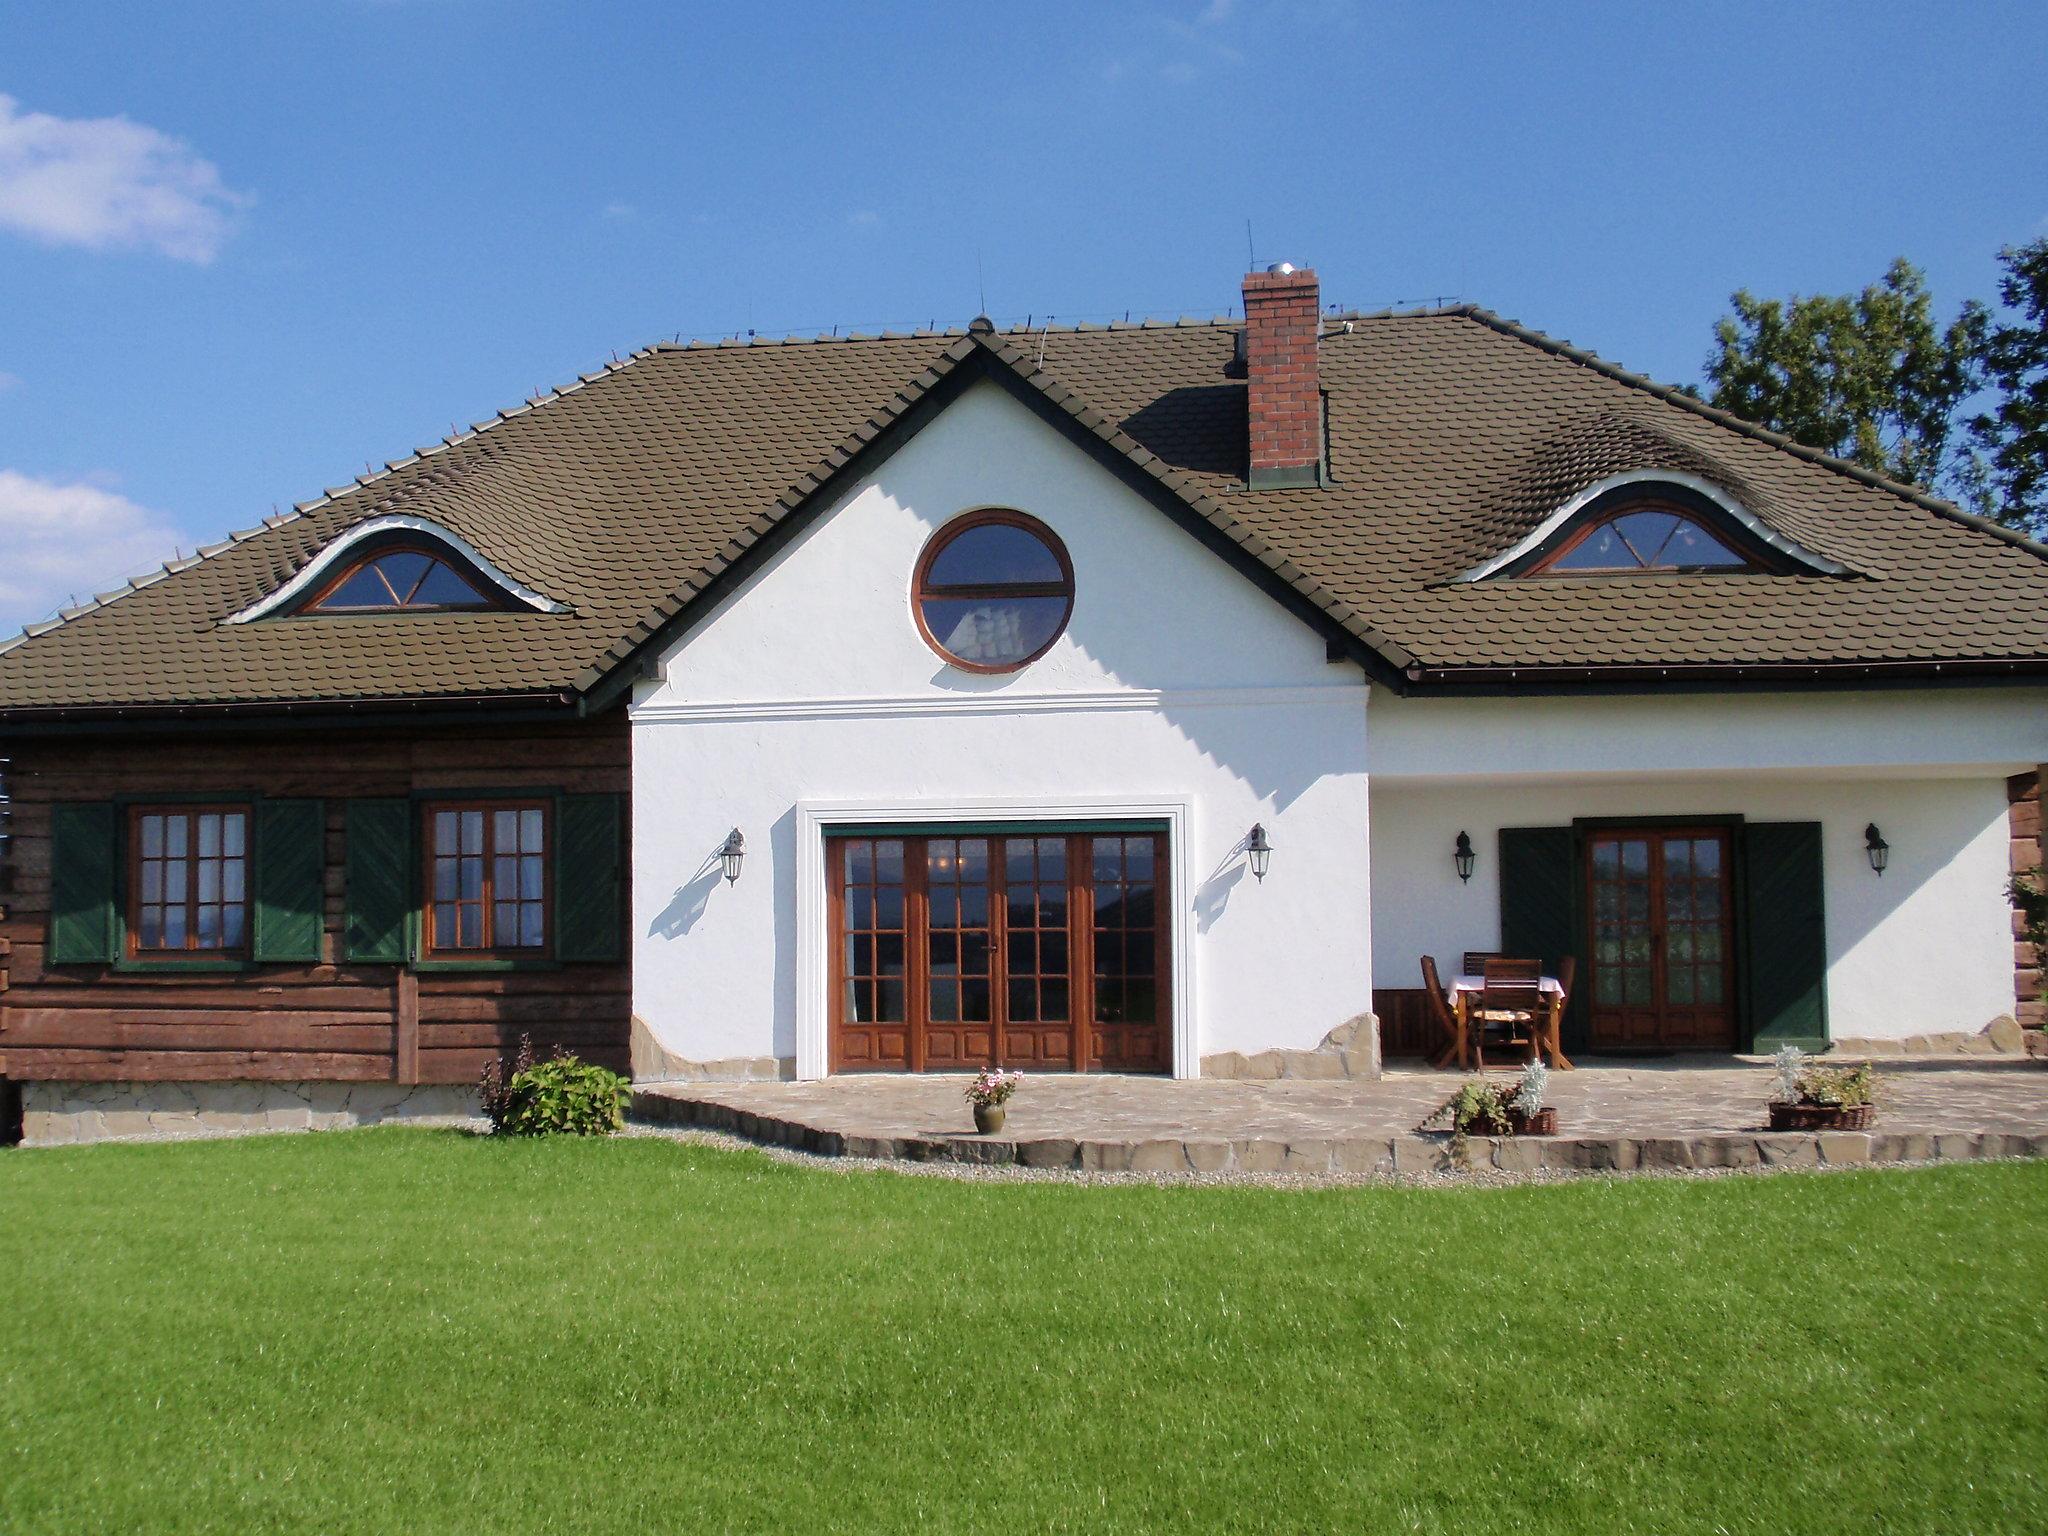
[973,1103,1006,1135]
[1768,1101,1874,1131]
[1507,1106,1557,1136]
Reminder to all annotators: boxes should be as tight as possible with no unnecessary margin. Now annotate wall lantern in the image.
[1454,830,1476,884]
[719,828,746,885]
[1245,823,1273,883]
[1864,823,1890,877]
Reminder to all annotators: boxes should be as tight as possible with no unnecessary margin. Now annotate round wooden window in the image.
[913,511,1074,673]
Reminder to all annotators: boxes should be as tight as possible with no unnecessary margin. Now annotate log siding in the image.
[0,717,629,1085]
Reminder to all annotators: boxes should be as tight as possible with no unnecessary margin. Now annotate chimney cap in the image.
[1266,261,1297,276]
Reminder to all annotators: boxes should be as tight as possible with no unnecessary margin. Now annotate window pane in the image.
[1662,520,1746,568]
[460,858,483,900]
[223,815,247,857]
[877,977,906,1022]
[435,812,458,855]
[1041,978,1068,1020]
[434,902,457,945]
[1009,977,1037,1023]
[165,905,188,948]
[165,861,187,902]
[375,551,434,603]
[197,814,221,858]
[520,856,543,901]
[141,815,164,858]
[494,854,518,897]
[926,522,1064,586]
[198,861,220,903]
[166,817,188,857]
[1611,511,1681,564]
[460,812,484,855]
[222,906,247,949]
[520,809,544,853]
[457,905,482,948]
[920,596,1068,665]
[1549,524,1637,570]
[875,840,904,883]
[196,905,221,949]
[317,565,400,608]
[410,561,492,608]
[434,859,458,900]
[142,862,164,902]
[139,906,163,950]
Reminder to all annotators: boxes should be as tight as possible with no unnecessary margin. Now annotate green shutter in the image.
[253,799,326,963]
[555,793,623,962]
[344,799,413,964]
[1741,821,1828,1050]
[49,801,118,965]
[1498,826,1583,1045]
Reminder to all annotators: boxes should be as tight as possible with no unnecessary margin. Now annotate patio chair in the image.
[1473,957,1544,1070]
[1462,950,1501,978]
[1419,955,1463,1070]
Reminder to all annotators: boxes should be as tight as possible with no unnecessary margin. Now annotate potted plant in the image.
[1506,1060,1556,1136]
[965,1068,1021,1134]
[1767,1046,1879,1130]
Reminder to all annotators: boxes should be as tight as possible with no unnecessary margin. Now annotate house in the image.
[2,264,2045,1138]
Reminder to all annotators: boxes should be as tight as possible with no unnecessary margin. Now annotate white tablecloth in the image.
[1451,974,1564,998]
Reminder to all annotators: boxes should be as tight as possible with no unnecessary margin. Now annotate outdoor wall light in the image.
[719,828,746,885]
[1454,830,1476,884]
[1246,823,1273,882]
[1864,823,1890,876]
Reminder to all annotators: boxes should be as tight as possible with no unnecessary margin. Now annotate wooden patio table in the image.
[1449,974,1574,1071]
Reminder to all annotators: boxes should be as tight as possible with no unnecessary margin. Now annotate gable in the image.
[639,379,1349,706]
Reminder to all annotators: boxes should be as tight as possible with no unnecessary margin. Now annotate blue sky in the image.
[1,0,2042,637]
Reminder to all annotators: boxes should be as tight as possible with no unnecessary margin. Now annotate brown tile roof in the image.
[5,306,2048,718]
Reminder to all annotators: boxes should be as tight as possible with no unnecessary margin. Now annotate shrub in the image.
[1770,1046,1880,1109]
[479,1035,629,1137]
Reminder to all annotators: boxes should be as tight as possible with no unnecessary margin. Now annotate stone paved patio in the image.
[632,1057,2048,1176]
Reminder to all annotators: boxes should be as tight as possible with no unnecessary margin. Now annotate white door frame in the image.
[794,795,1197,1079]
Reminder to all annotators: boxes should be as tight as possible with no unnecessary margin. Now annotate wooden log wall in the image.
[0,716,630,1085]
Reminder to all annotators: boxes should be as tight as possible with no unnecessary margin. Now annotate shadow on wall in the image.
[647,846,727,940]
[1194,844,1249,934]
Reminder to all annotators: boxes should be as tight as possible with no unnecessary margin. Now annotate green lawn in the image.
[1,1134,2043,1534]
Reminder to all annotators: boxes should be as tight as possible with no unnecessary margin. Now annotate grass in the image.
[1,1134,2043,1535]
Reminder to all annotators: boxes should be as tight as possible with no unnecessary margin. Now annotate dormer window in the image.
[223,514,569,624]
[1528,504,1754,575]
[1459,472,1851,583]
[304,544,499,612]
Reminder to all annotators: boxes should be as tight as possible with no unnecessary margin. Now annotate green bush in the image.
[479,1037,629,1137]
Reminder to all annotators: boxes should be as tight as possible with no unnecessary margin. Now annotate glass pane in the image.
[846,839,872,884]
[875,933,904,976]
[1611,511,1681,564]
[926,522,1064,586]
[920,596,1067,665]
[141,815,164,858]
[519,905,544,948]
[1126,840,1154,880]
[139,906,163,949]
[929,932,957,973]
[851,934,873,976]
[196,905,220,949]
[961,931,990,976]
[1041,978,1068,1020]
[1595,970,1620,1005]
[1694,838,1722,876]
[435,812,458,855]
[1661,519,1746,568]
[1591,840,1617,875]
[1010,978,1038,1023]
[1624,968,1651,1005]
[1092,838,1121,883]
[875,840,903,883]
[375,551,434,602]
[1126,888,1156,927]
[962,978,990,1022]
[460,859,483,900]
[494,855,517,899]
[1041,932,1068,977]
[960,883,988,927]
[460,812,484,855]
[1126,977,1157,1023]
[1096,978,1124,1022]
[166,817,188,857]
[495,900,519,940]
[1668,967,1694,1004]
[520,856,543,901]
[1621,840,1649,876]
[1037,836,1066,874]
[877,977,906,1021]
[198,862,220,903]
[222,862,245,902]
[197,815,221,859]
[1006,839,1035,882]
[1699,967,1724,1005]
[317,565,400,609]
[494,811,518,853]
[457,905,482,948]
[1549,524,1637,570]
[434,858,458,900]
[876,885,904,929]
[164,905,188,948]
[222,906,247,949]
[1097,932,1125,976]
[1010,932,1038,975]
[142,862,164,902]
[930,979,958,1023]
[434,901,456,943]
[165,862,187,902]
[411,561,492,608]
[223,815,246,856]
[521,809,545,853]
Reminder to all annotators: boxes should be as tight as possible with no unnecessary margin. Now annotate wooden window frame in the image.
[826,829,1170,1073]
[419,798,554,961]
[125,803,252,960]
[911,509,1075,674]
[1514,494,1788,578]
[295,538,514,615]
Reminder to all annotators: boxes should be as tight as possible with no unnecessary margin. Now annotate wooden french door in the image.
[828,830,1169,1073]
[1584,827,1736,1050]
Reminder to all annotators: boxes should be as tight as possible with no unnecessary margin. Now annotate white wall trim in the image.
[633,683,1367,727]
[793,795,1197,1081]
[1457,470,1851,581]
[223,514,570,623]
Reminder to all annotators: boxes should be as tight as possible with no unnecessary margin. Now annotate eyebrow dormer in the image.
[224,515,568,623]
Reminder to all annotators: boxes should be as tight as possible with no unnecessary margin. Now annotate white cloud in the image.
[0,94,250,262]
[0,469,185,636]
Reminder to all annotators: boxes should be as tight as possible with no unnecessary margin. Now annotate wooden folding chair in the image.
[1473,957,1543,1070]
[1420,955,1463,1070]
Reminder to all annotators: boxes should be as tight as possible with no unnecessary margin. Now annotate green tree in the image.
[1704,258,1985,496]
[1964,238,2048,536]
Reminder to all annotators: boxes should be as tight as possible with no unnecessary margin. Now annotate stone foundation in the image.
[1833,1014,2039,1057]
[20,1081,483,1147]
[630,1015,792,1082]
[1200,1013,1382,1081]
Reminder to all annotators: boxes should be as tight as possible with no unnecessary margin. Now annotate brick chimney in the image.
[1241,263,1323,488]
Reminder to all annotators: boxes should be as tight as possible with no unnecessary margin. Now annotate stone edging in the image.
[628,1091,2046,1176]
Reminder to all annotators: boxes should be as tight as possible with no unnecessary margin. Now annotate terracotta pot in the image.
[1507,1106,1557,1136]
[973,1103,1006,1135]
[1768,1101,1874,1131]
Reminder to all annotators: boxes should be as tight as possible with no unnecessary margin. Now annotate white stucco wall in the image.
[630,379,1373,1077]
[1366,686,2047,1040]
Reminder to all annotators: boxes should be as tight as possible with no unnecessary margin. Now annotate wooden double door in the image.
[1584,826,1736,1051]
[829,830,1169,1073]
